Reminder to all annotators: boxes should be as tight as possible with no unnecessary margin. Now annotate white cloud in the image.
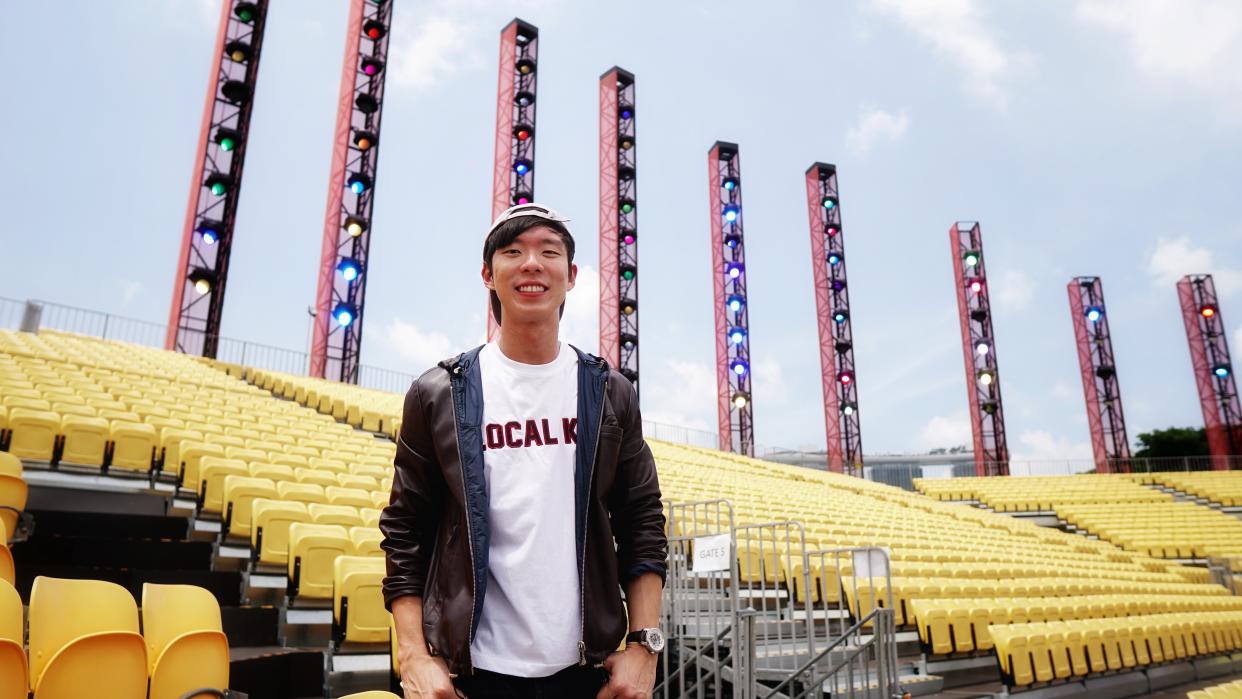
[120,280,143,305]
[1147,236,1242,294]
[641,359,716,433]
[917,411,972,451]
[992,269,1035,311]
[1009,429,1094,475]
[1052,379,1077,401]
[868,0,1033,109]
[1076,0,1242,118]
[845,107,910,156]
[752,358,788,407]
[559,264,598,354]
[388,15,480,91]
[377,318,457,375]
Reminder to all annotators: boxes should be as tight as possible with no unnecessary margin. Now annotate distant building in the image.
[762,448,976,491]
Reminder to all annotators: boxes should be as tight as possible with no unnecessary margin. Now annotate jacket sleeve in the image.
[606,374,669,586]
[380,376,446,609]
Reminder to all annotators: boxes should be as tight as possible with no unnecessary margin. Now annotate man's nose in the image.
[520,252,543,270]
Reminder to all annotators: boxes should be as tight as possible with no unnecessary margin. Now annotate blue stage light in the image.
[833,311,848,324]
[731,359,748,376]
[1214,365,1231,378]
[729,327,746,344]
[726,262,744,279]
[727,295,745,312]
[723,177,738,191]
[337,259,360,282]
[514,160,531,175]
[334,304,355,327]
[1086,306,1103,322]
[723,205,739,222]
[827,253,841,266]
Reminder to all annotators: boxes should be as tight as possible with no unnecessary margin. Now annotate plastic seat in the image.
[58,415,108,466]
[337,473,377,490]
[222,476,277,539]
[349,526,383,556]
[327,486,373,509]
[249,462,294,482]
[179,442,225,489]
[196,457,249,514]
[158,428,204,477]
[252,500,309,566]
[288,523,351,599]
[0,453,19,477]
[7,408,59,461]
[332,555,388,647]
[990,625,1033,686]
[28,576,148,698]
[309,503,363,528]
[109,421,158,473]
[0,474,28,544]
[1027,628,1055,683]
[295,468,339,488]
[142,583,229,699]
[278,481,327,505]
[340,692,401,699]
[0,579,27,699]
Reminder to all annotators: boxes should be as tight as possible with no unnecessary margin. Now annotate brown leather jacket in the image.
[379,345,667,675]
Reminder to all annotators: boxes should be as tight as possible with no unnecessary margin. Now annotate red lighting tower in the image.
[487,19,539,341]
[950,222,1009,476]
[167,0,269,357]
[309,0,393,383]
[1177,274,1241,469]
[708,142,754,456]
[1067,276,1131,472]
[599,68,639,392]
[805,163,862,475]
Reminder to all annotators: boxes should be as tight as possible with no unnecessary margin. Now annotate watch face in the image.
[647,628,665,652]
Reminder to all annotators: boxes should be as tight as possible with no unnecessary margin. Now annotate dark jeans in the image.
[453,664,609,699]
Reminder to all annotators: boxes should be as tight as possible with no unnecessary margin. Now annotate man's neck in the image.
[495,320,561,365]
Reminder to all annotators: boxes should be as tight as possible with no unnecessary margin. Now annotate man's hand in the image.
[596,644,657,699]
[400,652,461,699]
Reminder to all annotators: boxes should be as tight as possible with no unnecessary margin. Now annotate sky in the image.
[2,0,1241,462]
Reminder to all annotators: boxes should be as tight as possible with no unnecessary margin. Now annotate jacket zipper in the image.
[579,369,607,665]
[449,362,477,675]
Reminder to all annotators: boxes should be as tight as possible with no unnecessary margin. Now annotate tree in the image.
[1133,427,1208,458]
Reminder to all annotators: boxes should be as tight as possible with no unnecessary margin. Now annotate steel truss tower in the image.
[167,1,269,357]
[805,163,862,475]
[709,142,754,456]
[1177,274,1242,469]
[487,19,539,341]
[309,0,393,383]
[950,222,1009,476]
[599,68,639,391]
[1067,276,1131,472]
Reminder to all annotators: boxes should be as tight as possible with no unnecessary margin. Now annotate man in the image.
[381,203,668,699]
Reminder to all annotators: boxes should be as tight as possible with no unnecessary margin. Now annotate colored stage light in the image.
[981,401,998,415]
[1201,305,1217,318]
[969,280,983,293]
[731,359,748,376]
[977,370,994,386]
[515,91,535,107]
[620,200,635,215]
[827,252,842,266]
[513,192,532,205]
[194,279,211,295]
[723,177,738,191]
[833,310,848,324]
[347,173,372,194]
[355,93,379,114]
[832,280,846,291]
[621,265,636,281]
[333,304,355,327]
[337,259,361,282]
[514,160,532,175]
[361,58,385,76]
[727,295,745,312]
[622,230,636,245]
[234,2,258,23]
[621,137,634,150]
[621,299,637,315]
[516,58,536,75]
[729,327,746,344]
[723,205,739,222]
[205,173,230,196]
[826,225,839,237]
[354,130,377,151]
[1086,306,1103,322]
[363,20,386,40]
[515,124,533,141]
[620,105,634,120]
[197,220,222,245]
[733,393,749,409]
[516,31,532,44]
[821,196,837,210]
[190,269,213,295]
[842,403,855,415]
[621,334,637,350]
[214,127,240,152]
[839,371,853,385]
[1214,365,1231,378]
[975,341,990,356]
[344,216,367,238]
[963,251,980,267]
[726,262,744,279]
[225,40,251,63]
[725,233,741,249]
[221,80,249,104]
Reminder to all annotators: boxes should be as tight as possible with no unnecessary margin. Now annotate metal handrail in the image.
[761,608,897,699]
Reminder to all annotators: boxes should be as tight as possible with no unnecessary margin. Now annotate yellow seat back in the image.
[333,555,388,645]
[141,583,229,699]
[28,577,146,694]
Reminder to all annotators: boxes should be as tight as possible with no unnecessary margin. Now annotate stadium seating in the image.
[1190,677,1242,698]
[288,522,351,600]
[1134,471,1242,507]
[332,555,388,648]
[252,499,310,566]
[1058,501,1242,560]
[0,579,26,699]
[142,583,230,699]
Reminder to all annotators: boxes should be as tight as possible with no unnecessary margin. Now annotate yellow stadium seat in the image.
[371,491,389,508]
[7,408,59,461]
[0,536,12,585]
[270,453,308,469]
[58,414,108,466]
[332,555,388,647]
[197,458,249,515]
[295,468,338,488]
[340,692,401,699]
[158,428,203,477]
[222,476,277,539]
[349,526,383,556]
[310,503,363,528]
[251,500,309,567]
[108,421,158,473]
[990,625,1034,686]
[28,576,148,698]
[249,462,294,482]
[1027,628,1055,683]
[224,446,267,465]
[337,473,377,490]
[0,579,27,699]
[326,486,373,508]
[3,396,51,411]
[142,583,229,699]
[358,507,381,528]
[0,474,28,542]
[0,452,18,477]
[288,523,351,600]
[278,481,327,505]
[51,403,94,417]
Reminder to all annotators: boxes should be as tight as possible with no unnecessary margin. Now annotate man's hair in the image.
[482,216,576,326]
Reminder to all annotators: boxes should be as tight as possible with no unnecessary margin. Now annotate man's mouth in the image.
[516,284,548,294]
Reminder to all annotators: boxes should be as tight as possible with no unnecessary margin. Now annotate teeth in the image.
[518,285,545,292]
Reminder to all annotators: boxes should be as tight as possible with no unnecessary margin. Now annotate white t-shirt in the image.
[469,341,582,677]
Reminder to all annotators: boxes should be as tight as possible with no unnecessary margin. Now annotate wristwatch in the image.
[625,627,666,654]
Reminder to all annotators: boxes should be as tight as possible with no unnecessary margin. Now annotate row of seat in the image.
[1190,677,1242,698]
[1130,471,1242,508]
[911,473,1173,512]
[990,611,1242,687]
[246,368,404,439]
[1057,501,1242,560]
[1,577,228,699]
[909,595,1242,655]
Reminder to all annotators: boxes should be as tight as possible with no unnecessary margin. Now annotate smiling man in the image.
[381,203,668,699]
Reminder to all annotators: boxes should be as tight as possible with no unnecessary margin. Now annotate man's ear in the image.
[481,261,495,290]
[567,262,578,291]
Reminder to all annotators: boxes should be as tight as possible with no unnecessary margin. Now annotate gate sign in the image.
[692,533,732,572]
[853,548,890,578]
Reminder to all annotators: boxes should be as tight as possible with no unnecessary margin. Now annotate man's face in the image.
[482,225,577,326]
